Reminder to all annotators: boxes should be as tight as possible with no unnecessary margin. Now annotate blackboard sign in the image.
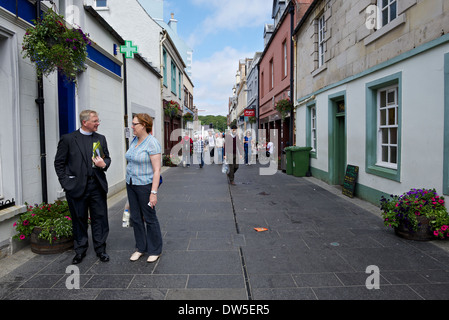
[342,165,359,198]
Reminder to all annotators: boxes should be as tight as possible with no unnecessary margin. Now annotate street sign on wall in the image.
[244,109,256,117]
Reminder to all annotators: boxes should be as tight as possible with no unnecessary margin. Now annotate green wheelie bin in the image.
[284,147,293,175]
[290,147,312,177]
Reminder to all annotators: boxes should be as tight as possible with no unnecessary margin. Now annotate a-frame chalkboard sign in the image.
[342,165,359,198]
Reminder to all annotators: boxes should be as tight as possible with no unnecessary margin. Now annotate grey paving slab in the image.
[1,163,449,302]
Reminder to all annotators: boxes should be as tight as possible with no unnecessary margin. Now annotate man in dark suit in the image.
[54,110,111,264]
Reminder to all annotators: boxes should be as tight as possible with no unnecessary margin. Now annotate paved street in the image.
[1,162,449,301]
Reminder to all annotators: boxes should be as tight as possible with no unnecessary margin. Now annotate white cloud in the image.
[187,0,271,48]
[192,46,254,116]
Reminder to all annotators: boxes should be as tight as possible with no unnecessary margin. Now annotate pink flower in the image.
[31,214,36,217]
[19,235,25,240]
[13,222,17,227]
[434,231,440,236]
[442,225,448,231]
[438,199,444,204]
[23,220,29,226]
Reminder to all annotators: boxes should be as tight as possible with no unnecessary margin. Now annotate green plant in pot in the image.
[13,200,72,244]
[380,188,449,240]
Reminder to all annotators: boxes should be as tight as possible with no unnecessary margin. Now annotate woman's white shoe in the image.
[147,255,160,263]
[130,251,143,261]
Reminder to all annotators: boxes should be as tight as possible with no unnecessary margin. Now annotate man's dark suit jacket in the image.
[54,130,111,199]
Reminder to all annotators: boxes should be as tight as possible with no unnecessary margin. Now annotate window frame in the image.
[378,0,398,28]
[171,61,177,95]
[282,40,288,79]
[306,102,318,157]
[376,85,399,169]
[95,0,108,8]
[162,49,167,87]
[318,13,325,68]
[366,72,402,182]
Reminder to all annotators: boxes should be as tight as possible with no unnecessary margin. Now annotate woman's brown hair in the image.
[134,113,153,134]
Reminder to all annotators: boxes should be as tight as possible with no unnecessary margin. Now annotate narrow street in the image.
[1,163,449,301]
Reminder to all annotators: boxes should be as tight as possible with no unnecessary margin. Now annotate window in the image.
[311,106,317,152]
[366,72,402,181]
[96,0,107,7]
[162,50,167,86]
[270,59,274,89]
[378,0,397,27]
[171,61,177,95]
[318,14,325,67]
[377,85,398,168]
[283,40,288,78]
[178,71,182,98]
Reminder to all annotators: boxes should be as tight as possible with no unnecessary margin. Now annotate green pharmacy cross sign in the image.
[120,40,138,59]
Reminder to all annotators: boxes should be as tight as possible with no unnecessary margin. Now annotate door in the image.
[328,94,347,185]
[335,112,346,185]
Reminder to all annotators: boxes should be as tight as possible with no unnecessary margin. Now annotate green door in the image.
[335,113,346,185]
[328,94,347,186]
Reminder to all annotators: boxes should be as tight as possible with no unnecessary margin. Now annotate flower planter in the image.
[30,227,73,254]
[394,216,434,241]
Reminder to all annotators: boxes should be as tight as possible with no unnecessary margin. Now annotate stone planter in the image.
[394,215,434,241]
[30,227,73,254]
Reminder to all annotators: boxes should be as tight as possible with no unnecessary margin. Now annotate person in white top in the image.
[267,140,274,159]
[215,132,224,164]
[208,130,216,164]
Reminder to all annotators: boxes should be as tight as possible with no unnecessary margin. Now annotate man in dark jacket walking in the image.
[224,125,243,185]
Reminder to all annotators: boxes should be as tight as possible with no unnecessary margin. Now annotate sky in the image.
[161,0,273,116]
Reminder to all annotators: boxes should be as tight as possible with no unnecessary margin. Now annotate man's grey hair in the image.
[79,110,98,124]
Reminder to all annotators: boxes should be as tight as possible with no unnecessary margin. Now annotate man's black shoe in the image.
[72,253,86,265]
[97,252,110,262]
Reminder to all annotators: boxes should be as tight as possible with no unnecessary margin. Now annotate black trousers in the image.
[66,178,109,255]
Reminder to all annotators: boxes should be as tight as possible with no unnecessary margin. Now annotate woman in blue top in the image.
[126,113,162,263]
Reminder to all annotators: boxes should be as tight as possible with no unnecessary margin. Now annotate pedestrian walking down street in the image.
[207,130,216,164]
[216,132,224,164]
[182,134,193,167]
[224,125,243,185]
[267,139,274,162]
[194,135,204,168]
[54,110,111,265]
[126,114,163,263]
[244,131,252,165]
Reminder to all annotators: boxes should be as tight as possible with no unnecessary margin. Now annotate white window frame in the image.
[376,85,399,169]
[95,0,108,8]
[378,0,397,28]
[311,106,317,152]
[283,41,288,78]
[318,14,325,67]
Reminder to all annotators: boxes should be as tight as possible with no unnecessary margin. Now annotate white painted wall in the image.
[296,42,449,198]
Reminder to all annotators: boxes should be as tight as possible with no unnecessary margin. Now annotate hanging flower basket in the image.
[21,9,91,83]
[183,112,194,125]
[275,99,292,121]
[164,100,182,118]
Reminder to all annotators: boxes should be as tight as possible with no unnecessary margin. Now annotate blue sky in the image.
[161,0,273,116]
